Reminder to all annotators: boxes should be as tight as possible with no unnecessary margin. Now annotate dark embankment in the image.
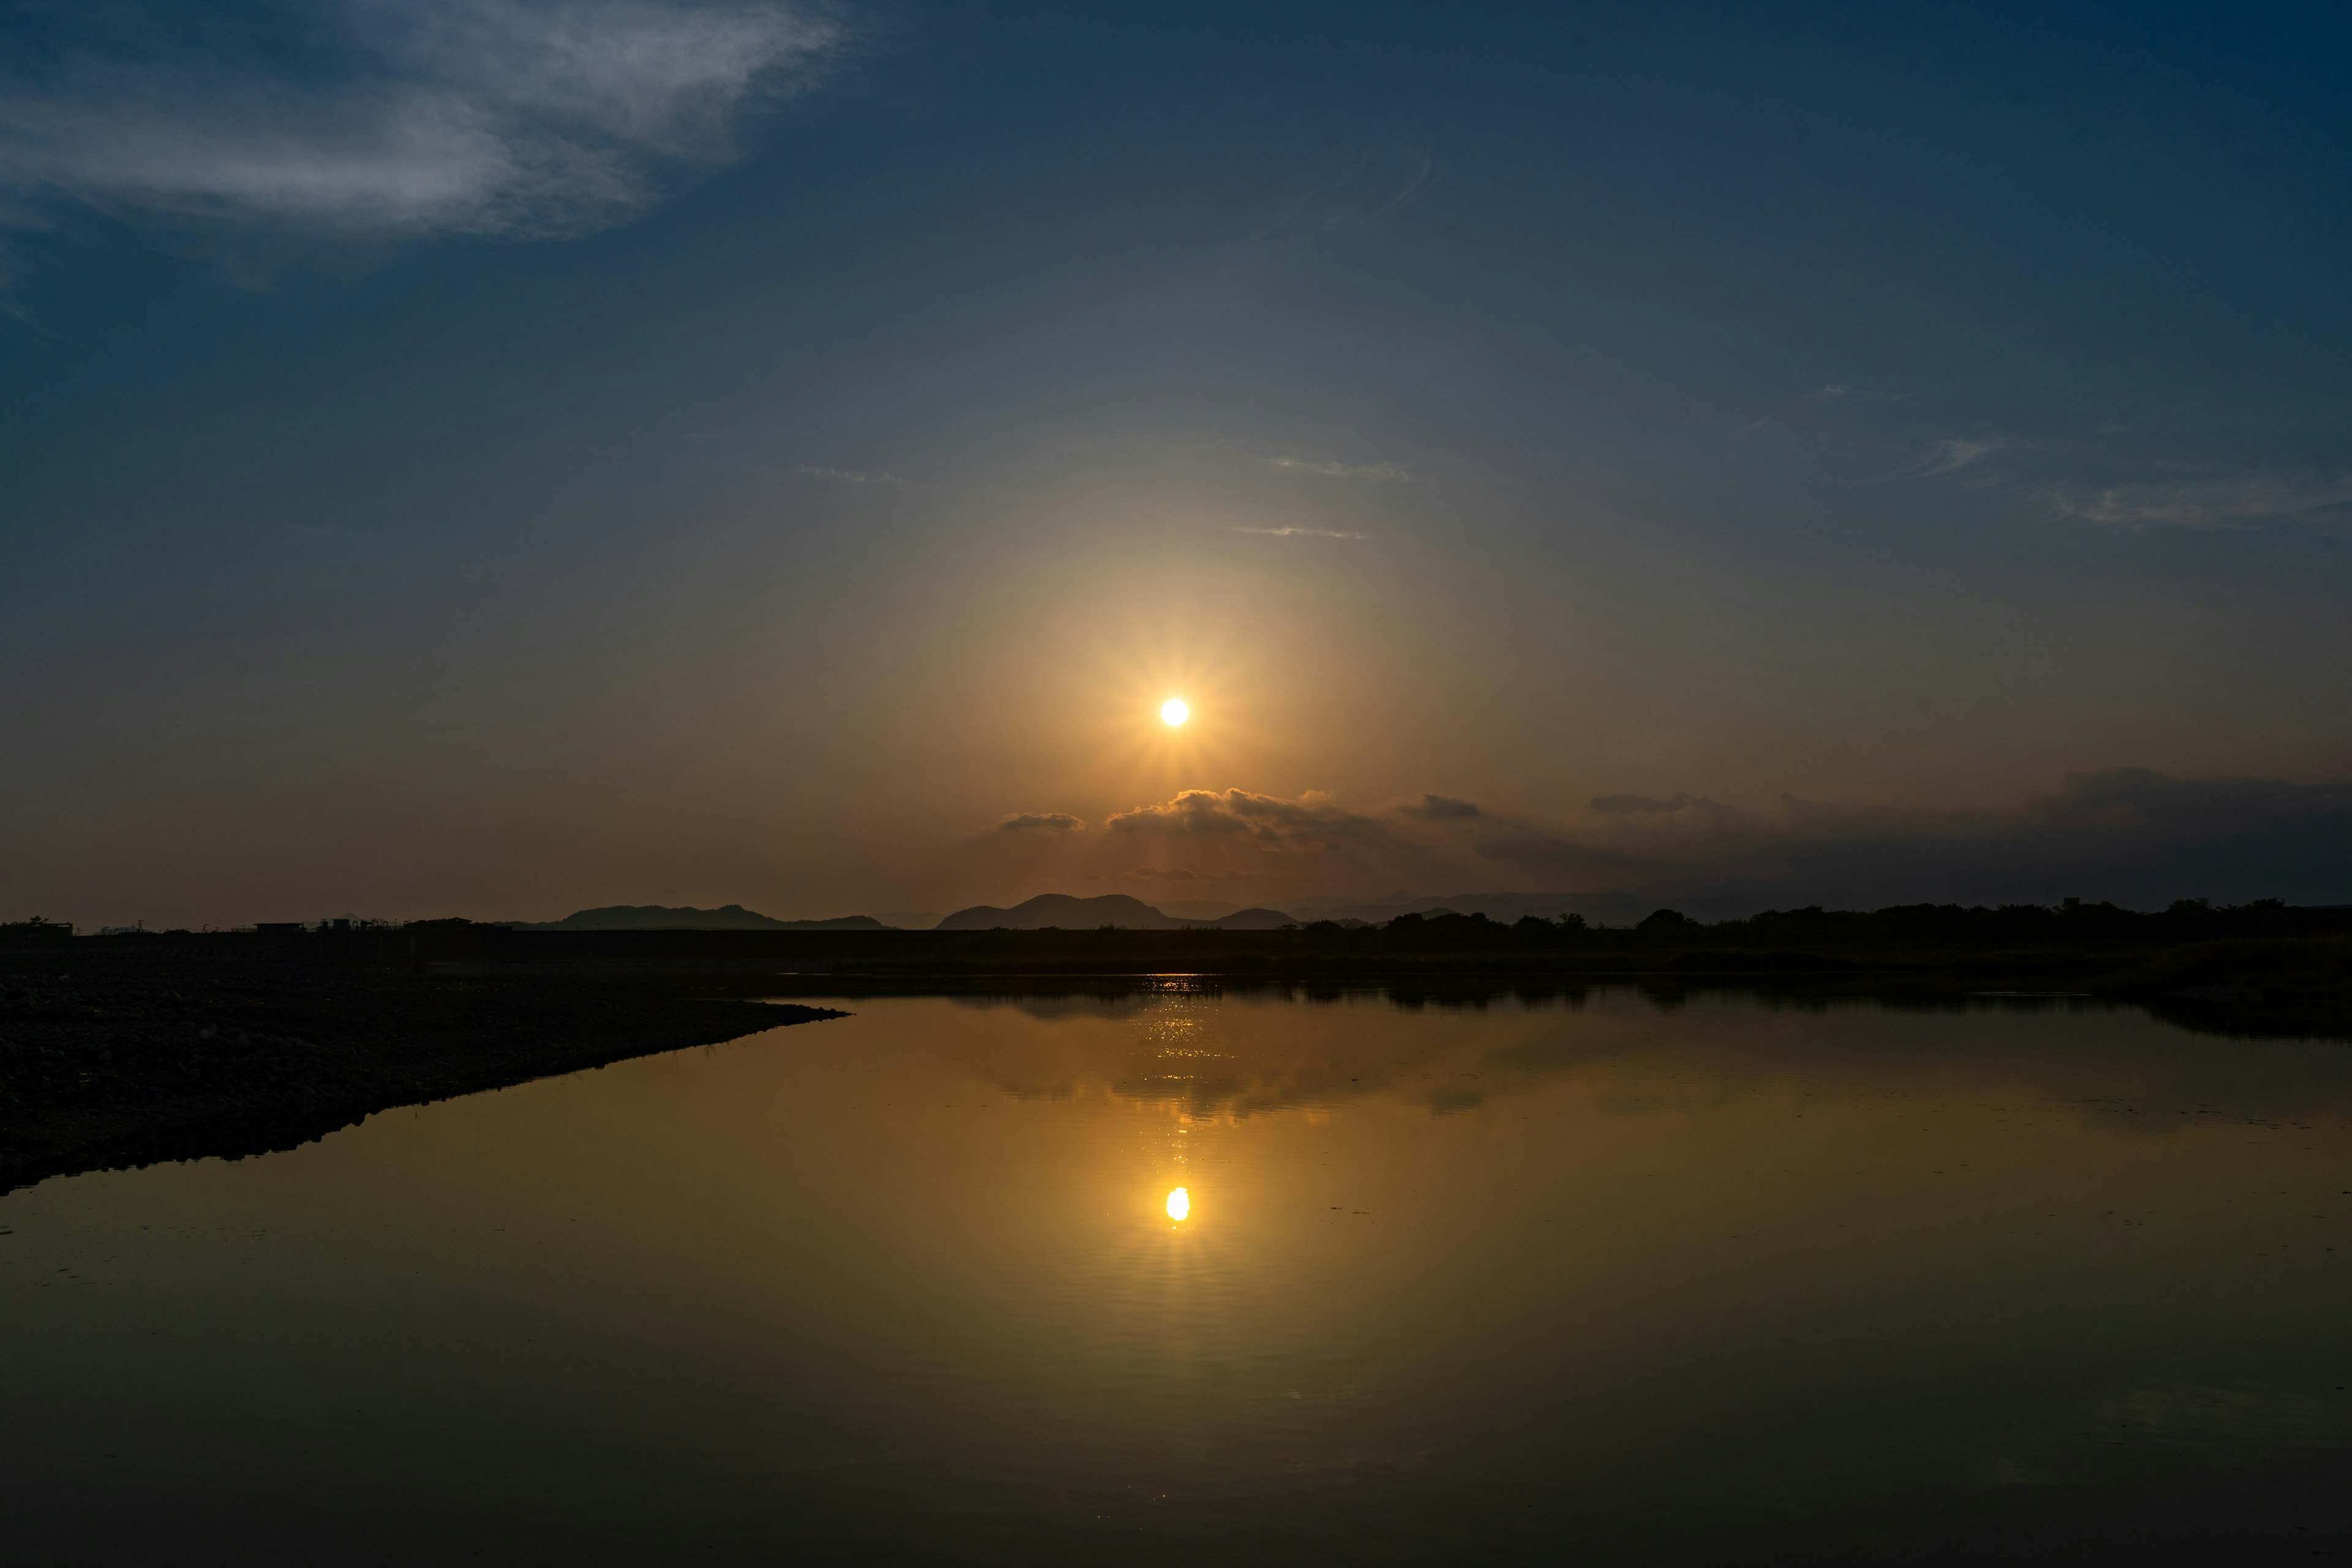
[245,898,2352,993]
[0,943,841,1193]
[442,897,2345,1038]
[44,899,2352,1022]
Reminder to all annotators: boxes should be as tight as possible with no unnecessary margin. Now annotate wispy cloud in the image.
[0,1,838,251]
[1233,148,1441,258]
[796,464,902,485]
[1735,380,1869,436]
[1887,426,2351,534]
[2049,472,2352,530]
[1232,525,1363,540]
[1589,791,1743,820]
[1268,457,1411,482]
[998,812,1084,834]
[1918,436,2009,475]
[1129,866,1254,881]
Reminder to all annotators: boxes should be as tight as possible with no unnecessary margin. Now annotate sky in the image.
[4,1,2351,928]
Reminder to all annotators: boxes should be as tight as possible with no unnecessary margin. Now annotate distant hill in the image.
[1205,906,1303,930]
[1291,891,1660,927]
[933,894,1298,931]
[935,894,1178,930]
[513,904,889,932]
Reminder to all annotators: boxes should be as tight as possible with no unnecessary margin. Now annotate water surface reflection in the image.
[2,988,2350,1563]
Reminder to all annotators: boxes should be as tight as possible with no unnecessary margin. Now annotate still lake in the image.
[6,987,2352,1563]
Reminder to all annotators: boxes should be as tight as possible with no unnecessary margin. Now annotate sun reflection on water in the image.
[1166,1186,1191,1223]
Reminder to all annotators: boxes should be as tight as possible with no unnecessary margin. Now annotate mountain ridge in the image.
[933,894,1297,931]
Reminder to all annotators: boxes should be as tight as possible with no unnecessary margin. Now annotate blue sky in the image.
[5,1,2350,925]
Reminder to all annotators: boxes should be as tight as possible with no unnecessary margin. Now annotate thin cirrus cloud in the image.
[797,464,903,485]
[1917,436,2009,475]
[1231,526,1365,540]
[1267,457,1411,482]
[1128,867,1254,881]
[2048,472,2352,530]
[1890,429,2350,533]
[0,0,839,247]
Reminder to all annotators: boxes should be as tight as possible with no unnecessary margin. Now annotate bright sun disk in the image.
[1160,698,1189,726]
[1166,1186,1190,1221]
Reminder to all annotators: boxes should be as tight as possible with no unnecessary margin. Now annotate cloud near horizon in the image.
[1400,793,1481,820]
[1014,770,2352,913]
[0,0,839,249]
[1106,788,1390,849]
[1457,769,2352,911]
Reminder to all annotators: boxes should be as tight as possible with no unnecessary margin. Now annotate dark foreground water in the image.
[6,988,2352,1564]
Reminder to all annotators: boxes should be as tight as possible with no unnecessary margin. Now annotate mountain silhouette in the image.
[514,904,888,931]
[933,894,1297,931]
[1199,906,1300,930]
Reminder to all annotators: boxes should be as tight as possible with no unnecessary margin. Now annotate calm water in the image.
[6,989,2352,1564]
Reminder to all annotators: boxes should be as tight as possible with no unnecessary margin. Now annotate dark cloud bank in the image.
[1477,769,2352,917]
[1105,788,1389,849]
[1084,770,2352,919]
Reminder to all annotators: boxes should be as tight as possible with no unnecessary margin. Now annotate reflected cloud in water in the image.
[913,984,2352,1133]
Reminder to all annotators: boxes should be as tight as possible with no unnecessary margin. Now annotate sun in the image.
[1159,698,1189,727]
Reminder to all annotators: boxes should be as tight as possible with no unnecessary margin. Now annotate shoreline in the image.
[0,947,842,1194]
[7,924,2348,1193]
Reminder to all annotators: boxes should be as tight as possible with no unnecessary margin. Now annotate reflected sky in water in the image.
[4,989,2352,1563]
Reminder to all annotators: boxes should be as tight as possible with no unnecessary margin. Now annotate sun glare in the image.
[1160,698,1190,727]
[1166,1186,1191,1221]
